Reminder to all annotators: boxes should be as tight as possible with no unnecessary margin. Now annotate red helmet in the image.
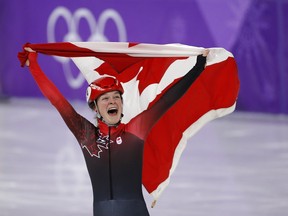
[86,76,124,105]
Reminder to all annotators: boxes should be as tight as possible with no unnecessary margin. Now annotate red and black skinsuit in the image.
[27,52,206,216]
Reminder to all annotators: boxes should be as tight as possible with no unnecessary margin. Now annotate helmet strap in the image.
[96,112,102,120]
[94,100,104,121]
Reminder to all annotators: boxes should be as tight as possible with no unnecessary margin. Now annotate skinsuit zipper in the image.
[108,126,114,199]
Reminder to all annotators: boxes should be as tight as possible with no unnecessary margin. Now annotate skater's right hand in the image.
[24,47,36,67]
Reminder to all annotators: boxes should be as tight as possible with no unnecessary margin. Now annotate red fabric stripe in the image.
[21,42,146,73]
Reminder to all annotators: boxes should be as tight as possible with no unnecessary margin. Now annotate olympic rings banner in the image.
[1,0,288,114]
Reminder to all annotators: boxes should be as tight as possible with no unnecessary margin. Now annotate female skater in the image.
[23,48,208,216]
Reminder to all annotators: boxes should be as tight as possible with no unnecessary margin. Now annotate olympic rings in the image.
[47,6,127,88]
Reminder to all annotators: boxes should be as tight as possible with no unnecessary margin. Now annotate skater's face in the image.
[95,91,123,125]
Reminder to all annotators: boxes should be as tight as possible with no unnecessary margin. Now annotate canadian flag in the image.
[18,42,240,201]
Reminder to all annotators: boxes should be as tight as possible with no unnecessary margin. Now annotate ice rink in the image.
[1,98,288,216]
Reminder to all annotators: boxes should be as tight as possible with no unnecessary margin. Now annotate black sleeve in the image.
[160,54,207,106]
[128,54,207,140]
